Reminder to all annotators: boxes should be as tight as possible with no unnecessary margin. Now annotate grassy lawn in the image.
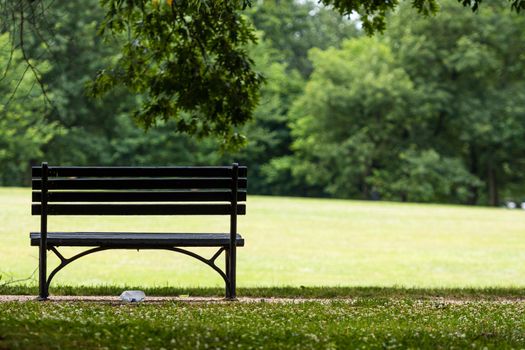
[1,298,524,349]
[1,187,525,288]
[2,188,525,349]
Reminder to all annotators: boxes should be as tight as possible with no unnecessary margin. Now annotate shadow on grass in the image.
[1,285,524,299]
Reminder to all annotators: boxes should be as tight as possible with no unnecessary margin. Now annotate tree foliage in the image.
[88,0,264,148]
[319,0,524,32]
[387,0,525,205]
[2,0,524,145]
[1,0,525,206]
[89,0,522,144]
[249,0,359,77]
[285,0,525,204]
[0,33,59,185]
[287,37,425,199]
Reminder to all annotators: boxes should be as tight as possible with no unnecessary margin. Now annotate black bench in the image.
[31,162,246,300]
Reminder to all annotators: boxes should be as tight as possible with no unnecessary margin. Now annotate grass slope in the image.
[1,188,525,288]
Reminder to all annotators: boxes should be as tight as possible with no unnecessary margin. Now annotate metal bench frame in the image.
[32,162,246,300]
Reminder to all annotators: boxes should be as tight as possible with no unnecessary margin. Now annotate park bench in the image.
[31,163,246,300]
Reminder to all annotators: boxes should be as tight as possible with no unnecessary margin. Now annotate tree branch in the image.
[0,267,38,287]
[18,3,52,107]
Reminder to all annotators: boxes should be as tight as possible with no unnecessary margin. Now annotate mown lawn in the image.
[1,297,524,349]
[2,188,525,349]
[1,187,525,288]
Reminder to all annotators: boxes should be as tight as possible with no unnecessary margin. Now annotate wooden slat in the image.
[32,166,247,178]
[32,190,247,203]
[32,204,246,216]
[32,178,247,190]
[30,232,245,247]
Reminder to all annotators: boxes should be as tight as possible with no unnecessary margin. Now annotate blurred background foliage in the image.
[1,0,524,205]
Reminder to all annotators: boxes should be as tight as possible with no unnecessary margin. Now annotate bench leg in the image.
[38,246,48,300]
[225,248,237,300]
[229,246,237,300]
[225,249,231,299]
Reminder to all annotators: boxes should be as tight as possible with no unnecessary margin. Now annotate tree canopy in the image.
[1,0,525,205]
[0,33,58,185]
[284,0,525,204]
[1,0,524,145]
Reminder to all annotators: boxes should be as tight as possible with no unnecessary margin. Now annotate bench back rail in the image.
[32,166,246,216]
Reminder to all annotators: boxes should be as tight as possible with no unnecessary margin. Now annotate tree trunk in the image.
[362,179,369,200]
[468,186,479,205]
[487,164,499,206]
[362,163,372,199]
[467,147,478,205]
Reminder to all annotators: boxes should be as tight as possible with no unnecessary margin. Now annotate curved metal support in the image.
[47,246,110,290]
[46,246,229,292]
[163,247,228,284]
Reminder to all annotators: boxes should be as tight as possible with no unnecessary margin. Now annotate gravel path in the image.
[1,295,524,304]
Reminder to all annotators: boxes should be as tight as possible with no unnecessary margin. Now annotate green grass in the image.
[2,188,525,349]
[1,299,524,349]
[1,187,525,288]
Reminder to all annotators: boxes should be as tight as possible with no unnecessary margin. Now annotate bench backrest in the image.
[32,164,246,216]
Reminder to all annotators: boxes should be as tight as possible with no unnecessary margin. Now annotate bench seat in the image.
[30,232,244,248]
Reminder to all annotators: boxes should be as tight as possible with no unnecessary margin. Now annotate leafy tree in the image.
[2,0,525,203]
[2,0,523,146]
[369,150,482,203]
[286,37,421,199]
[287,0,525,204]
[89,0,264,149]
[248,0,359,77]
[386,0,525,205]
[0,0,303,190]
[227,33,304,193]
[32,0,139,166]
[108,115,222,166]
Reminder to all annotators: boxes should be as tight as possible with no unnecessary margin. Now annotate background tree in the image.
[31,0,138,166]
[0,33,59,185]
[2,0,523,145]
[284,37,425,200]
[386,0,525,204]
[284,0,525,204]
[248,0,359,78]
[1,0,525,206]
[89,0,264,148]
